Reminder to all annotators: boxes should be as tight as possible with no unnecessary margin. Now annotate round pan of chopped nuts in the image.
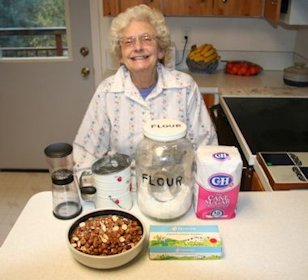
[66,209,146,269]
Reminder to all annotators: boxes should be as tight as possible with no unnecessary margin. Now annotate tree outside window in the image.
[0,0,67,58]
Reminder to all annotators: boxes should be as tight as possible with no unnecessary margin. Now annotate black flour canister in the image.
[135,119,194,220]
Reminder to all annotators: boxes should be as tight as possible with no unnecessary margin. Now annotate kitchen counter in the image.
[189,70,289,92]
[1,191,308,280]
[102,69,308,97]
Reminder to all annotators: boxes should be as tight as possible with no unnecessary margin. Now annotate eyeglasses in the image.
[118,33,157,48]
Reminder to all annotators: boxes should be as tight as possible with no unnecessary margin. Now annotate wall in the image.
[294,28,308,62]
[101,14,307,71]
[166,17,297,70]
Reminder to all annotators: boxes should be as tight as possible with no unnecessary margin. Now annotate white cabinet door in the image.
[0,0,97,169]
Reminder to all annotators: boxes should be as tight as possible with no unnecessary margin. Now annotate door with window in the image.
[0,0,97,169]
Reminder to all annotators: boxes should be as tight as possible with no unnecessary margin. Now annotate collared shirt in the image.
[73,63,217,173]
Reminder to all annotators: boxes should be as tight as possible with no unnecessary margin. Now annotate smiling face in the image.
[119,20,164,77]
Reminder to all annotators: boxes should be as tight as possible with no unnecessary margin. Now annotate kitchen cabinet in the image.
[103,0,161,16]
[213,0,263,17]
[264,0,281,24]
[103,0,212,16]
[251,171,265,191]
[162,0,212,16]
[103,0,119,16]
[264,0,308,26]
[103,0,263,17]
[119,0,161,12]
[202,93,216,110]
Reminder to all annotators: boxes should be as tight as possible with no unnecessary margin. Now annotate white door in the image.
[0,0,99,170]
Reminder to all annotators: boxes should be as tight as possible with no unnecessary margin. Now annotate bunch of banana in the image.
[188,44,220,63]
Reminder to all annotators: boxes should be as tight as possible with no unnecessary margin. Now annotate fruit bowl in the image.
[186,43,220,74]
[186,57,219,74]
[67,209,146,269]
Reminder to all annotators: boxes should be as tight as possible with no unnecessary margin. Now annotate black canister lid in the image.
[44,143,73,158]
[52,169,74,185]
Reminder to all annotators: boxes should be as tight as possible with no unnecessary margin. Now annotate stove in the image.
[219,96,308,165]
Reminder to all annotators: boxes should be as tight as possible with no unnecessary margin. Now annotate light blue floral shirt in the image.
[73,63,217,173]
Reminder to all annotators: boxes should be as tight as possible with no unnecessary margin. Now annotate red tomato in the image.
[225,61,262,76]
[231,65,240,75]
[238,65,248,75]
[226,63,233,70]
[249,66,259,75]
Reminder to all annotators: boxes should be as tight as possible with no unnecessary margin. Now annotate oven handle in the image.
[209,104,223,129]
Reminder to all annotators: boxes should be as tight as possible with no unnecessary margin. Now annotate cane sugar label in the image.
[194,146,243,220]
[195,182,239,219]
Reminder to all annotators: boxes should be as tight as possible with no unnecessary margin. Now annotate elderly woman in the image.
[73,4,217,174]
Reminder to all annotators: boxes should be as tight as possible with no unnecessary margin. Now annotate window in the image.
[0,0,68,58]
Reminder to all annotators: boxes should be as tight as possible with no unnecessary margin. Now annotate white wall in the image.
[167,17,295,51]
[294,28,308,61]
[100,14,307,71]
[166,17,297,70]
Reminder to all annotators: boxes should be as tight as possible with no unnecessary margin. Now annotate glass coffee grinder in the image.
[44,142,82,219]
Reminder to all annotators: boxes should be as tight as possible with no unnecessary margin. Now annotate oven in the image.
[209,95,308,191]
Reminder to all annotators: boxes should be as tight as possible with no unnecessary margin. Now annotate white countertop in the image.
[102,69,308,97]
[1,191,308,280]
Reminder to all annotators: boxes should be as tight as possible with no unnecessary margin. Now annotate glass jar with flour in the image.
[135,119,194,220]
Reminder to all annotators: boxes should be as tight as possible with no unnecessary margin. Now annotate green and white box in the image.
[149,225,222,260]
